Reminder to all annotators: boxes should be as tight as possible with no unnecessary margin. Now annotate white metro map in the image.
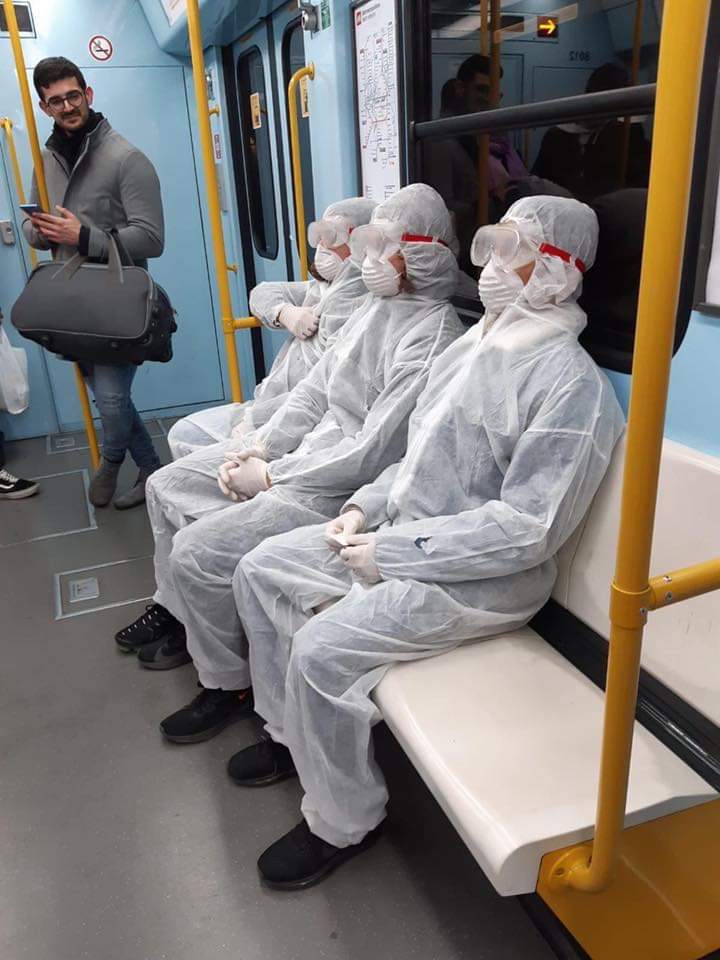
[355,0,401,201]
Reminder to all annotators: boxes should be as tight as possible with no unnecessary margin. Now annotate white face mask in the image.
[362,256,402,297]
[477,259,525,315]
[314,245,345,282]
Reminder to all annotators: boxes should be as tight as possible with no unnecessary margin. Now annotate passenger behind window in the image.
[230,195,625,891]
[532,62,651,201]
[168,197,377,459]
[22,57,165,511]
[424,55,529,268]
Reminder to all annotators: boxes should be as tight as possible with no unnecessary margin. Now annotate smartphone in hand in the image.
[19,203,42,216]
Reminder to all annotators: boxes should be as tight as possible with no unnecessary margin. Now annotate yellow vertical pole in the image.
[480,0,489,55]
[287,64,315,281]
[185,0,244,402]
[550,0,711,894]
[620,0,645,186]
[2,0,100,468]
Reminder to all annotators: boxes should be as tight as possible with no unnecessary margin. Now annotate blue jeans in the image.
[84,363,160,471]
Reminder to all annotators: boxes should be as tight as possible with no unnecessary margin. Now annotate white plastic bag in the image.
[0,325,29,414]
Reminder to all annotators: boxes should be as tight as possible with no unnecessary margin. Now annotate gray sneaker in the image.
[113,467,156,511]
[88,458,122,507]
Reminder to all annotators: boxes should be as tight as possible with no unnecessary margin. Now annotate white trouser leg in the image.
[167,403,247,460]
[168,487,345,691]
[235,522,351,740]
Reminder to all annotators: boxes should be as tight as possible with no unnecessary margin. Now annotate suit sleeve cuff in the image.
[78,226,90,256]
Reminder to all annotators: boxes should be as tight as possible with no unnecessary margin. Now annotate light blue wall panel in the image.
[304,1,359,213]
[605,310,720,460]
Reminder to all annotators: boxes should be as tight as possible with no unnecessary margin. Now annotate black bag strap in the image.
[109,228,134,267]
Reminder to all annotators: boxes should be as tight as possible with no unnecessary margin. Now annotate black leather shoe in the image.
[115,603,182,652]
[257,820,384,890]
[160,686,253,743]
[227,738,297,786]
[138,627,191,670]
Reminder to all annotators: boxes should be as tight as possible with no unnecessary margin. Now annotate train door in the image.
[0,144,58,440]
[231,6,315,370]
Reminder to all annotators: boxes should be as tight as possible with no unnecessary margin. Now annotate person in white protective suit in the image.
[115,184,465,688]
[228,195,626,890]
[167,197,377,459]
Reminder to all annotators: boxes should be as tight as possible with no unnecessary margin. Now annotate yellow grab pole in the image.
[185,0,244,402]
[73,365,101,466]
[648,557,720,609]
[620,0,644,185]
[2,0,100,468]
[1,117,37,268]
[287,64,315,281]
[550,0,711,894]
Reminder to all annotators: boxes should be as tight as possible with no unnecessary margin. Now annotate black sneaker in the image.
[137,627,191,671]
[258,820,384,891]
[115,603,181,652]
[160,686,254,743]
[0,468,39,500]
[227,738,297,787]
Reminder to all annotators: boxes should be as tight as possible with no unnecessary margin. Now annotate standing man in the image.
[22,57,165,509]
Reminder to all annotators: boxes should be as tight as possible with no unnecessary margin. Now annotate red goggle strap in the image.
[538,242,586,273]
[401,233,449,248]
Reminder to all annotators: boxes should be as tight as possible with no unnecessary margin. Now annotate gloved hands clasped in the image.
[325,509,381,584]
[218,445,270,502]
[278,304,319,340]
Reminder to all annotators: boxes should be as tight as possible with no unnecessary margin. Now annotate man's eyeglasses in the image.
[45,90,85,112]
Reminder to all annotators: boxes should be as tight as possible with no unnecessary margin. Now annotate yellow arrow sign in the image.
[537,16,559,38]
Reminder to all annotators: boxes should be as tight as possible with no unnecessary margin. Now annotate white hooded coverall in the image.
[233,196,626,849]
[167,197,377,458]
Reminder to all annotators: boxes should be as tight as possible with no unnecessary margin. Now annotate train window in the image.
[283,21,316,247]
[408,0,669,372]
[236,48,279,260]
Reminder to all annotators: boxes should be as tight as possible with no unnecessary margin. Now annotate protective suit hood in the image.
[501,195,598,320]
[371,183,460,300]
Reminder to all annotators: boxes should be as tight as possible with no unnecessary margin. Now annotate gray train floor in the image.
[0,424,556,960]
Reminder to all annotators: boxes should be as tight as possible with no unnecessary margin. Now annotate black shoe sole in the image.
[0,485,39,500]
[259,826,383,891]
[139,650,192,671]
[115,638,158,653]
[228,765,297,788]
[160,705,253,744]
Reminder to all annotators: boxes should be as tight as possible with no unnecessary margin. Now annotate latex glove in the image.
[224,442,268,464]
[278,304,319,340]
[230,417,253,440]
[218,456,270,502]
[340,533,381,584]
[325,508,366,553]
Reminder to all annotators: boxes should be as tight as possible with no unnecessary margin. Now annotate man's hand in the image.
[31,206,82,247]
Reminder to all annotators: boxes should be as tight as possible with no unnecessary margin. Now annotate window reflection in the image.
[423,1,659,229]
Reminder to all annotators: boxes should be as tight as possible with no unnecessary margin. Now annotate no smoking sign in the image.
[89,35,113,62]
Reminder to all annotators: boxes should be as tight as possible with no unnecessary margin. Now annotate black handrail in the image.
[412,84,656,141]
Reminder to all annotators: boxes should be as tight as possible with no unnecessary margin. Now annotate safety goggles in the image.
[307,216,354,249]
[470,223,587,273]
[349,220,449,261]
